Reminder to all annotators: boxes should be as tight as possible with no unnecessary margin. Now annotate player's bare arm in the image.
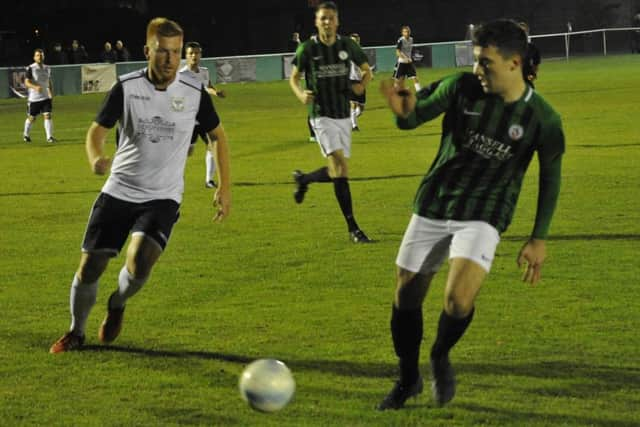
[517,238,546,285]
[85,122,112,175]
[208,124,231,222]
[289,66,314,105]
[379,79,416,118]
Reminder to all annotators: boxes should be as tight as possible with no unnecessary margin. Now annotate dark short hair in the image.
[472,19,528,59]
[316,1,338,12]
[185,41,202,50]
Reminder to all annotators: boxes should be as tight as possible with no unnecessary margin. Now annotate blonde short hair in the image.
[146,17,183,43]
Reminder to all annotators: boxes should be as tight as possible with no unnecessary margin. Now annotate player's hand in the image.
[299,90,315,105]
[379,79,415,118]
[35,85,43,93]
[92,156,112,175]
[351,82,365,95]
[213,187,231,222]
[517,238,546,285]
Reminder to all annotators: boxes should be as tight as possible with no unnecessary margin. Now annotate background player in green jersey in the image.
[289,1,373,243]
[377,19,564,409]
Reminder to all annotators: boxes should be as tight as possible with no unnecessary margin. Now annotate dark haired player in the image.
[289,1,373,243]
[23,49,56,143]
[377,19,564,409]
[180,41,226,188]
[393,26,421,92]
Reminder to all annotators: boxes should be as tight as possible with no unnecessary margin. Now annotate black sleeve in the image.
[95,80,124,128]
[25,66,33,81]
[196,86,220,133]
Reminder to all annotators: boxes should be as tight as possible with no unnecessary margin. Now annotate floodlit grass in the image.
[1,55,639,426]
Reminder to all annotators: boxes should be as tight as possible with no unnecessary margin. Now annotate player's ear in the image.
[143,45,150,60]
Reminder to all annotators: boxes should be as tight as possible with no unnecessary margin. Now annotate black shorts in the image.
[393,62,417,79]
[349,80,366,104]
[81,193,180,256]
[27,99,53,117]
[191,124,217,145]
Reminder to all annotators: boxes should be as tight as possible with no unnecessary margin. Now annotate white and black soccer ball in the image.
[238,359,295,412]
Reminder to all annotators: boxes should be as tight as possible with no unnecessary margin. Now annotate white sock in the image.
[414,82,422,91]
[44,118,53,139]
[205,150,216,182]
[109,266,148,309]
[350,109,357,128]
[69,275,98,336]
[24,119,33,137]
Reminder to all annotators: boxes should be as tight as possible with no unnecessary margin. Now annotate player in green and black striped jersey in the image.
[289,1,373,243]
[377,19,565,410]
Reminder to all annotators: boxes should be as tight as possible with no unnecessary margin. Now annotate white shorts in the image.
[396,215,501,273]
[309,116,352,158]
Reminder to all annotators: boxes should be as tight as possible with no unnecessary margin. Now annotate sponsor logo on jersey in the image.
[463,130,514,161]
[316,63,348,78]
[137,116,176,143]
[508,124,524,141]
[338,50,349,60]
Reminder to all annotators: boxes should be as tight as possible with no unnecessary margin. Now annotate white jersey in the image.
[349,61,362,81]
[97,69,219,204]
[25,62,51,102]
[396,36,413,64]
[179,65,210,87]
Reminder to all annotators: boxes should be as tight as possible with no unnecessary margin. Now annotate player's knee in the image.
[444,293,474,318]
[77,261,106,283]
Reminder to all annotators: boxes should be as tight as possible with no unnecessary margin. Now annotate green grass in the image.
[1,55,639,426]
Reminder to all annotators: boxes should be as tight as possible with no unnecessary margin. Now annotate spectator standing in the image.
[100,42,118,63]
[48,42,68,65]
[68,40,89,64]
[115,40,131,62]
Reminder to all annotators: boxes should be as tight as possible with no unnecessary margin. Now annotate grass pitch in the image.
[0,55,639,426]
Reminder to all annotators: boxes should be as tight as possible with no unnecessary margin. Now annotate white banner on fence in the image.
[81,64,117,94]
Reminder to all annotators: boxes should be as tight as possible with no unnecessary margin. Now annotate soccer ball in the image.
[238,359,295,412]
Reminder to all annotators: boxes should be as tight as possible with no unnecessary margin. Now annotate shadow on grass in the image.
[234,173,424,187]
[502,233,640,241]
[457,402,637,427]
[83,345,640,398]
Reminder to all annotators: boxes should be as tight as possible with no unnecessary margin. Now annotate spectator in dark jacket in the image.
[100,42,118,63]
[115,40,131,62]
[48,42,68,65]
[68,40,89,64]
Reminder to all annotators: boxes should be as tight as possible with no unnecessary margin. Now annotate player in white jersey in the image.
[180,41,226,188]
[50,17,232,354]
[393,26,421,92]
[23,49,56,143]
[348,33,369,131]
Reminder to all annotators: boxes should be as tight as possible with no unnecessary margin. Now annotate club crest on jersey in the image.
[170,97,184,112]
[338,50,349,60]
[508,124,524,141]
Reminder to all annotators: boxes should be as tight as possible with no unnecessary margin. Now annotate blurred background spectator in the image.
[115,40,131,62]
[48,42,68,65]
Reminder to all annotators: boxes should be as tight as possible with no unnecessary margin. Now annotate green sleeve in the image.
[531,117,565,239]
[350,40,368,66]
[295,43,307,73]
[396,73,461,129]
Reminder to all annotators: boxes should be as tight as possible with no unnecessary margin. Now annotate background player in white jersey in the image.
[23,49,56,143]
[180,41,226,188]
[50,17,232,354]
[349,33,369,131]
[393,26,421,92]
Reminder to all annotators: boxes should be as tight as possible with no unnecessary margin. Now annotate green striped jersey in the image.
[398,72,565,237]
[294,35,368,119]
